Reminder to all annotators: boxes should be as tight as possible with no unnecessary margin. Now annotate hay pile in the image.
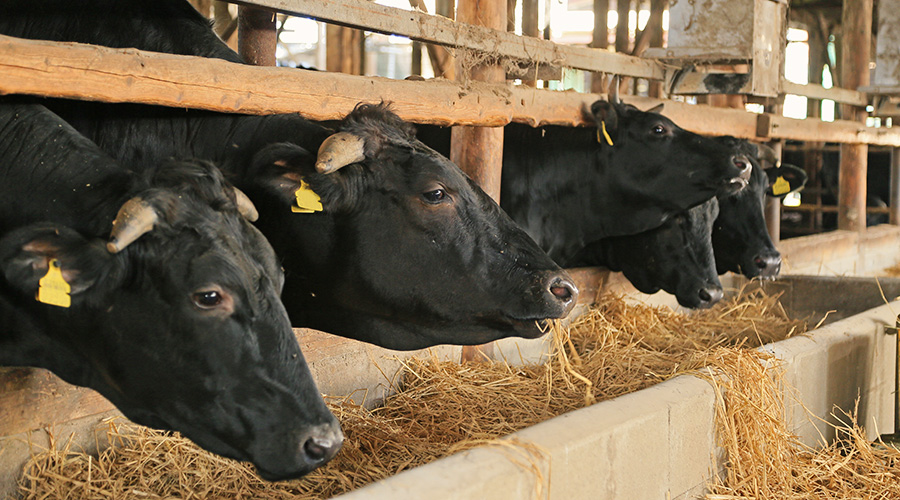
[21,288,893,500]
[704,348,900,499]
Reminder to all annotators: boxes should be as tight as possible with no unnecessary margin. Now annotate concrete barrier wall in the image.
[778,224,900,276]
[335,302,898,500]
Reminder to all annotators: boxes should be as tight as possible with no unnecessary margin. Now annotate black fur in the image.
[0,100,339,480]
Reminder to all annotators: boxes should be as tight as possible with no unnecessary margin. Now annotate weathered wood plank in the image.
[1,35,899,145]
[231,0,666,80]
[782,81,868,107]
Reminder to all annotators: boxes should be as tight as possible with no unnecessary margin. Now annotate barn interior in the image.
[2,0,900,498]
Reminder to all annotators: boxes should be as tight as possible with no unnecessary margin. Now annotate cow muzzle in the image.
[752,251,782,279]
[255,420,344,481]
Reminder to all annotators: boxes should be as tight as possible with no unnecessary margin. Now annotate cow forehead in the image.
[384,141,470,188]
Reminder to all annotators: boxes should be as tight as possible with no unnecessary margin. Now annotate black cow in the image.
[497,101,751,264]
[418,101,752,265]
[712,139,807,279]
[0,100,340,480]
[573,198,723,309]
[0,0,577,350]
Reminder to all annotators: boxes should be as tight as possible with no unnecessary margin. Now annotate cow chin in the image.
[296,304,550,350]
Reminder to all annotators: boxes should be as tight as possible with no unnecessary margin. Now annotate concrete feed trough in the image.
[332,275,899,500]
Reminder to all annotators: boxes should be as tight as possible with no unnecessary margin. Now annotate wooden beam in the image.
[891,148,900,225]
[2,36,900,146]
[237,5,277,66]
[782,81,867,107]
[838,0,873,232]
[230,0,665,80]
[454,0,506,363]
[615,0,630,54]
[590,0,609,93]
[647,0,665,98]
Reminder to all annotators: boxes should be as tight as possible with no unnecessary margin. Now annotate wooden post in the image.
[237,6,276,67]
[647,0,665,98]
[837,0,872,232]
[590,0,610,93]
[454,0,506,362]
[764,98,785,243]
[891,148,900,225]
[805,19,826,232]
[765,141,783,244]
[326,25,364,75]
[519,0,540,87]
[411,42,422,76]
[615,0,631,54]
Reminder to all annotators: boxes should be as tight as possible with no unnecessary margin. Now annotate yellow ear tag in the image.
[37,259,71,308]
[772,175,791,196]
[597,121,614,146]
[291,180,323,213]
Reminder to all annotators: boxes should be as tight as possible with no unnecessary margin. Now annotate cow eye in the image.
[652,124,667,135]
[422,189,447,203]
[192,290,223,309]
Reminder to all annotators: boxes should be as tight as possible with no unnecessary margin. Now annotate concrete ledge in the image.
[335,302,897,500]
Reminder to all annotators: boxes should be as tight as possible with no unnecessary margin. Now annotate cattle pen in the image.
[3,0,900,499]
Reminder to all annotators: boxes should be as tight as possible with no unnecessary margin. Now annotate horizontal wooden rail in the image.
[782,81,868,107]
[785,205,892,214]
[1,35,898,145]
[231,0,667,81]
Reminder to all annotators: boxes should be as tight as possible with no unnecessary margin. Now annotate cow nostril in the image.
[698,286,724,305]
[754,256,768,269]
[549,278,577,302]
[303,437,337,463]
[733,155,752,180]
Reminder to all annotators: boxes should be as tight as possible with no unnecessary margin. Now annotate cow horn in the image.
[315,132,366,174]
[609,76,620,105]
[232,187,259,222]
[755,143,779,169]
[107,197,159,253]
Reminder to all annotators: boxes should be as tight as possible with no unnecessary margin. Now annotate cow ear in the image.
[0,224,115,306]
[247,142,351,213]
[590,100,619,146]
[765,164,808,198]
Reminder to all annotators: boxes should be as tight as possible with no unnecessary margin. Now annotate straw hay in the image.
[704,349,900,500]
[21,287,894,500]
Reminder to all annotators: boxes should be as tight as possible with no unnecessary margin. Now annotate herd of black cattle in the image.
[0,0,807,481]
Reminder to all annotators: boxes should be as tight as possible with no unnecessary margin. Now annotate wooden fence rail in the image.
[0,35,897,145]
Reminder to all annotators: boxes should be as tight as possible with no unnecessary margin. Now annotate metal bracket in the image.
[885,314,900,335]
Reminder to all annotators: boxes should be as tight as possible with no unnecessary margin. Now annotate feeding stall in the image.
[2,0,900,498]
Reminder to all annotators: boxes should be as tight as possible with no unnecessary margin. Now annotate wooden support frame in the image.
[838,0,873,232]
[2,35,899,147]
[237,5,277,66]
[230,0,666,80]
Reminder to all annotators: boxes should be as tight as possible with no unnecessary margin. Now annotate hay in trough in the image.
[704,348,900,500]
[13,288,838,500]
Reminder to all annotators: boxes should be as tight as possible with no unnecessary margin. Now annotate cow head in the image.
[578,198,723,309]
[587,99,752,237]
[713,139,807,279]
[243,104,577,350]
[0,160,340,481]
